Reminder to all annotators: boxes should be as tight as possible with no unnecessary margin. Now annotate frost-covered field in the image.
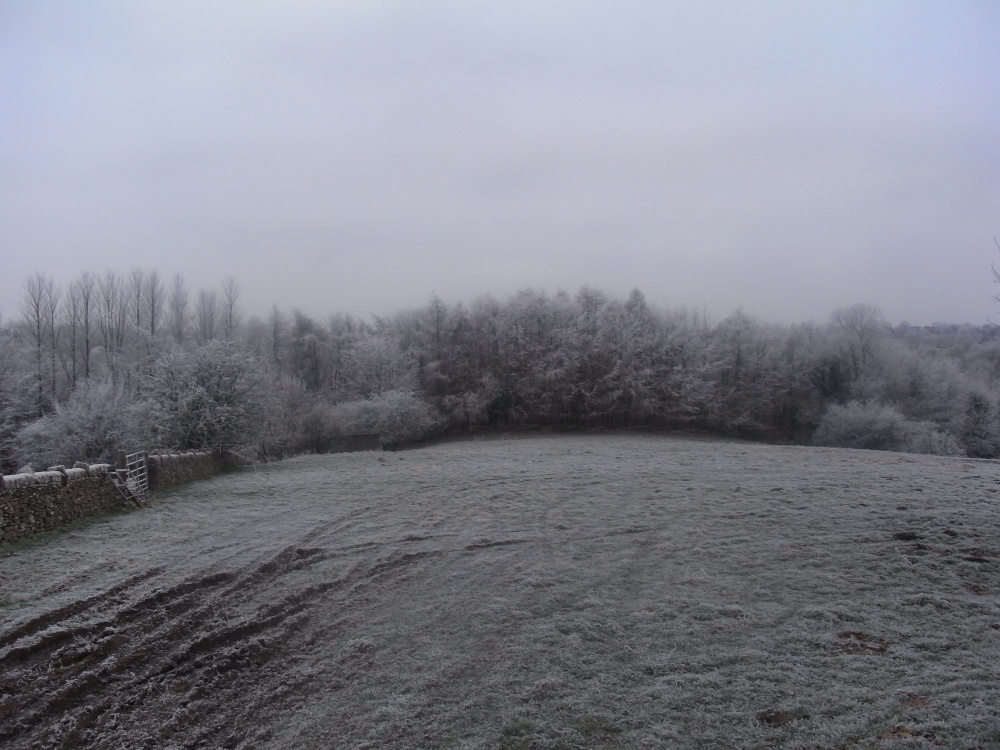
[1,435,998,749]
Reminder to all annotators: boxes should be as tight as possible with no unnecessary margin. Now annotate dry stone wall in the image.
[147,451,223,491]
[1,451,229,545]
[0,464,126,544]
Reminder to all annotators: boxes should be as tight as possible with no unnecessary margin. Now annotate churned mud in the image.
[1,435,998,748]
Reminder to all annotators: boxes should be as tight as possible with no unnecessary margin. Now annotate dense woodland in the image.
[2,268,1000,472]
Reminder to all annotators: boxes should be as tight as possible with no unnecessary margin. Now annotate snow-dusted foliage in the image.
[258,375,329,452]
[959,391,1000,458]
[148,341,268,451]
[5,268,1000,463]
[0,328,37,471]
[10,379,152,467]
[440,375,500,430]
[329,390,441,447]
[813,401,964,456]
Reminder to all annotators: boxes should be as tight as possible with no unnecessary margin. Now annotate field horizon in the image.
[1,434,998,748]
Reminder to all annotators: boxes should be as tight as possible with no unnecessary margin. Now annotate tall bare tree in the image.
[97,271,129,380]
[145,270,165,338]
[195,288,219,344]
[65,278,82,387]
[831,303,884,395]
[268,305,286,367]
[168,274,190,344]
[43,279,61,400]
[128,267,146,330]
[221,277,243,341]
[70,272,97,380]
[19,272,56,413]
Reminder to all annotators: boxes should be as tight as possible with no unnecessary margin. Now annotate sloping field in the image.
[1,435,998,749]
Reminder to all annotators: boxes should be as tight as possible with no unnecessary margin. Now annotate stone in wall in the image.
[0,476,130,544]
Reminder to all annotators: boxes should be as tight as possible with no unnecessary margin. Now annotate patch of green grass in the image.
[0,505,134,557]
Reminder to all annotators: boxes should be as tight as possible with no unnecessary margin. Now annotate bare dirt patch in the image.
[1,435,999,748]
[835,630,890,655]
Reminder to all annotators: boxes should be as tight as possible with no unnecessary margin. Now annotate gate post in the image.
[116,449,127,485]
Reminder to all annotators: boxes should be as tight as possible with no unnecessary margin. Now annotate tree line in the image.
[2,269,999,472]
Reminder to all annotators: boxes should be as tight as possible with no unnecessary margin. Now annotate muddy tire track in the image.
[0,544,340,750]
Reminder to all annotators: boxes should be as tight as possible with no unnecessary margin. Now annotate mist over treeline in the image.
[2,268,999,472]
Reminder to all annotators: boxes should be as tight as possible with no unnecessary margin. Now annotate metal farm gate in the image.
[112,450,149,504]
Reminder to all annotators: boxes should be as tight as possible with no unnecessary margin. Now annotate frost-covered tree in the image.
[878,346,968,434]
[195,288,219,345]
[149,341,268,450]
[145,270,165,338]
[19,272,57,413]
[0,323,36,471]
[221,277,243,341]
[97,271,129,380]
[168,274,190,345]
[960,392,999,458]
[330,390,441,447]
[69,272,96,381]
[11,379,154,468]
[128,268,146,330]
[7,268,1000,459]
[268,305,287,368]
[814,401,963,456]
[831,303,885,399]
[349,332,411,397]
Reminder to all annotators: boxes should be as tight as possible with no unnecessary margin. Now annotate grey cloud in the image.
[1,1,998,325]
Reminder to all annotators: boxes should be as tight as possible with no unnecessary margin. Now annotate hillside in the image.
[1,435,998,748]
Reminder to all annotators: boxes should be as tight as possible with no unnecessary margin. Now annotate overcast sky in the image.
[1,1,998,326]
